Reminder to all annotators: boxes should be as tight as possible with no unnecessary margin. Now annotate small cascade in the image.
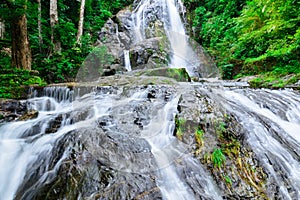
[115,24,121,44]
[131,0,150,43]
[130,0,200,76]
[124,50,132,71]
[209,87,300,199]
[141,95,221,200]
[141,96,194,199]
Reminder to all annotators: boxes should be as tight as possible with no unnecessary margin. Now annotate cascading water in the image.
[200,86,300,199]
[131,0,199,76]
[2,0,300,199]
[0,87,74,200]
[140,95,221,200]
[0,86,222,199]
[124,50,132,71]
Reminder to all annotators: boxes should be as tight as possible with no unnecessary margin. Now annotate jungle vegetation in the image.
[184,0,300,79]
[0,0,299,98]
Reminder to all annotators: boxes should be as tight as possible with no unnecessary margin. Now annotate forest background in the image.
[0,0,299,98]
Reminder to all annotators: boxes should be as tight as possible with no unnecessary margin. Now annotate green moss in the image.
[137,68,191,82]
[211,148,226,168]
[195,128,204,147]
[224,175,232,186]
[175,116,186,140]
[249,72,300,89]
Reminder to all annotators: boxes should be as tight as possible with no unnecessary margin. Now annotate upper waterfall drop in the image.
[128,0,218,78]
[163,0,195,74]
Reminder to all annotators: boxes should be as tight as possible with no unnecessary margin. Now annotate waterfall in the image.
[141,96,221,200]
[115,24,121,44]
[130,0,201,76]
[205,87,300,199]
[0,86,222,199]
[124,50,132,71]
[164,0,196,75]
[2,0,300,199]
[0,87,74,200]
[131,0,150,43]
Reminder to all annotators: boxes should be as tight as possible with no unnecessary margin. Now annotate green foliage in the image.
[211,148,226,168]
[186,0,300,79]
[0,0,134,84]
[175,117,186,140]
[0,67,47,99]
[224,175,232,186]
[195,128,204,146]
[249,72,300,89]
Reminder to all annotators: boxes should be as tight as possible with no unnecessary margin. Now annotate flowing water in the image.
[124,50,132,71]
[198,85,300,199]
[0,86,223,199]
[1,0,300,199]
[131,0,200,76]
[3,84,300,199]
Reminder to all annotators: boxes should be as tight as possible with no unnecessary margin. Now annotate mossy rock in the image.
[135,68,191,82]
[249,73,300,89]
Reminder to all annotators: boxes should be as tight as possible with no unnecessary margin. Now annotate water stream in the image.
[131,0,199,76]
[1,0,300,199]
[200,86,300,199]
[124,50,132,71]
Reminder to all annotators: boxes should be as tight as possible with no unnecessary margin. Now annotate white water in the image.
[131,0,199,76]
[141,95,221,200]
[124,50,132,71]
[0,94,74,200]
[209,88,300,199]
[132,0,151,43]
[0,86,223,199]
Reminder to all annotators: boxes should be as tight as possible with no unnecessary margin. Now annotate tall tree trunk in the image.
[0,18,5,39]
[11,14,32,70]
[50,0,61,53]
[76,0,86,45]
[37,0,43,52]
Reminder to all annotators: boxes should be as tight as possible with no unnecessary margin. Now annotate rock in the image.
[96,74,178,86]
[18,110,39,121]
[0,99,28,122]
[129,37,170,70]
[135,67,191,82]
[96,4,172,73]
[173,84,268,199]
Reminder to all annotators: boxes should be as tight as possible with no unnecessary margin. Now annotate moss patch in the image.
[135,68,191,82]
[247,72,300,89]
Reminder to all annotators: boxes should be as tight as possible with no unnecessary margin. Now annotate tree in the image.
[76,0,86,45]
[50,0,60,53]
[37,0,42,52]
[0,18,4,39]
[4,0,32,70]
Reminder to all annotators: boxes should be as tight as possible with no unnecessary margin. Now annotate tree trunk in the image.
[37,0,43,52]
[50,0,61,52]
[11,14,32,70]
[0,18,5,39]
[76,0,86,45]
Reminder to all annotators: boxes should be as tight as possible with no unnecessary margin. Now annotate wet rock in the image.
[174,84,269,199]
[15,119,162,200]
[129,37,170,70]
[18,110,39,121]
[0,99,28,122]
